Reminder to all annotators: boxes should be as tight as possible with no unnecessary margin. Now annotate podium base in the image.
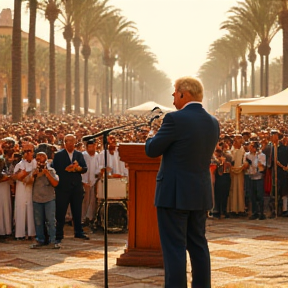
[116,248,163,268]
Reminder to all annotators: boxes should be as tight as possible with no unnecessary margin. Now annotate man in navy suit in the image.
[145,77,219,288]
[51,134,88,242]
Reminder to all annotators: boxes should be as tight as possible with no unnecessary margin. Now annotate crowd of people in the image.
[0,113,134,248]
[0,112,288,249]
[211,114,288,220]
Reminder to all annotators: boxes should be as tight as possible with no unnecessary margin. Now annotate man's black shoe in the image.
[249,213,259,220]
[74,234,90,240]
[212,212,220,219]
[224,213,230,219]
[282,210,288,217]
[259,214,266,220]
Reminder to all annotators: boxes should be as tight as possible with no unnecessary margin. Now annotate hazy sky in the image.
[0,0,282,83]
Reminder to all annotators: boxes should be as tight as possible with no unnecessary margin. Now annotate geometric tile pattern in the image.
[1,218,288,287]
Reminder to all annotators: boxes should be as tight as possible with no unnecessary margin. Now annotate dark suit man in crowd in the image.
[51,134,89,242]
[145,76,219,288]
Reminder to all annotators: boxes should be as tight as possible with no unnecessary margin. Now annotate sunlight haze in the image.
[0,0,282,85]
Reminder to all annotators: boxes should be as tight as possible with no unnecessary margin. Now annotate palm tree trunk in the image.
[244,71,247,96]
[265,55,269,96]
[84,57,89,114]
[260,55,264,96]
[27,0,37,116]
[82,44,91,115]
[121,65,125,113]
[251,61,255,97]
[280,9,288,90]
[248,48,257,97]
[48,20,56,114]
[240,73,243,97]
[234,75,238,99]
[45,0,58,114]
[105,65,109,114]
[125,67,129,108]
[129,71,133,106]
[73,35,81,114]
[110,65,114,114]
[63,24,73,114]
[12,0,22,123]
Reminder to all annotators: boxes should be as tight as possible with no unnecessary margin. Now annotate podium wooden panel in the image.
[116,143,163,268]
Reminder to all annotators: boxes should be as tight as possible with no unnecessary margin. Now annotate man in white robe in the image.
[13,143,36,239]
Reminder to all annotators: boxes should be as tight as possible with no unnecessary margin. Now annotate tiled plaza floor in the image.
[1,216,288,288]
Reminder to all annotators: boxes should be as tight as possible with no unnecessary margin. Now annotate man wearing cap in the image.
[29,152,60,249]
[81,139,100,226]
[145,76,219,288]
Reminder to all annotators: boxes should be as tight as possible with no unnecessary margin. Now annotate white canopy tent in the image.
[238,88,288,115]
[217,97,264,113]
[235,89,288,131]
[125,101,174,114]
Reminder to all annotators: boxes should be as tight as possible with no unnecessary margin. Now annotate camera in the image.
[37,162,47,172]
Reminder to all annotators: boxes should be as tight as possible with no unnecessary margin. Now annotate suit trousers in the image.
[55,189,84,240]
[157,207,211,288]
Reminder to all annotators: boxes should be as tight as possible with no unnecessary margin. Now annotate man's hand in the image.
[65,160,82,172]
[146,129,156,139]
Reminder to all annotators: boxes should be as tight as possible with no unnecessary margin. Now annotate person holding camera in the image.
[243,141,266,220]
[29,152,60,248]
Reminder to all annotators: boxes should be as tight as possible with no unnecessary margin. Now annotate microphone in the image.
[151,106,161,112]
[82,123,133,142]
[149,115,160,126]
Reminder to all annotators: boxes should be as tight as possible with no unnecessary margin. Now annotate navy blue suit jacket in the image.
[145,103,219,210]
[51,149,87,193]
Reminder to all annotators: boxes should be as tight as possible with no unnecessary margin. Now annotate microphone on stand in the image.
[149,114,161,127]
[151,106,161,112]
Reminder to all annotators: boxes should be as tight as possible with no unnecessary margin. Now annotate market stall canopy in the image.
[217,97,264,113]
[239,89,288,115]
[125,101,175,114]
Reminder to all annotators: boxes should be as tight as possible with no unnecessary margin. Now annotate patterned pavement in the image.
[1,216,288,288]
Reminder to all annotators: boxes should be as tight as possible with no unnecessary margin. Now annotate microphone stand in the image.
[102,130,109,288]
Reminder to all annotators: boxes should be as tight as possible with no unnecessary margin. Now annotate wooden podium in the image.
[116,143,163,268]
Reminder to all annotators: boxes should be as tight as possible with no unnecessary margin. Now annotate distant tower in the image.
[0,9,13,27]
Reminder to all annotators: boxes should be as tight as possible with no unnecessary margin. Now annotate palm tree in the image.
[132,50,158,102]
[27,0,37,116]
[96,13,136,114]
[59,0,74,114]
[71,0,84,114]
[208,36,241,100]
[232,0,280,96]
[35,44,49,112]
[198,59,228,111]
[80,0,112,114]
[221,10,258,96]
[0,35,12,114]
[278,0,288,89]
[117,31,145,111]
[45,0,61,114]
[12,0,22,122]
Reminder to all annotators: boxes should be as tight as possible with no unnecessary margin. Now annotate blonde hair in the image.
[175,77,203,101]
